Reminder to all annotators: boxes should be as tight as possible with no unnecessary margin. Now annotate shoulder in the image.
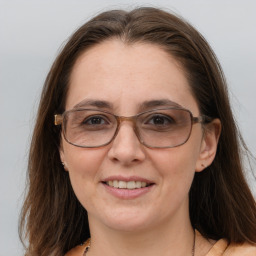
[65,239,90,256]
[65,244,86,256]
[223,242,256,256]
[206,237,256,256]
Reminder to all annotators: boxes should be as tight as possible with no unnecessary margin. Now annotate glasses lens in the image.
[62,108,193,148]
[137,108,192,148]
[64,109,117,147]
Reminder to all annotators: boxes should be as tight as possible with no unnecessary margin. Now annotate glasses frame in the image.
[54,107,212,149]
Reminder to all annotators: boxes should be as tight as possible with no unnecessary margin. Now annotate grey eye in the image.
[82,115,110,126]
[146,114,175,126]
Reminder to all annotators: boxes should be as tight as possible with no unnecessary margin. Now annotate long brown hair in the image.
[19,7,256,256]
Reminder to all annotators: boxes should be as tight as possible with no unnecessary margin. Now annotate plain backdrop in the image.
[0,0,255,255]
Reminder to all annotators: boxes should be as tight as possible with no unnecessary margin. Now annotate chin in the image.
[96,207,159,233]
[106,219,152,233]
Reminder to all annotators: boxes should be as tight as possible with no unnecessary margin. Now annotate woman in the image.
[19,7,256,256]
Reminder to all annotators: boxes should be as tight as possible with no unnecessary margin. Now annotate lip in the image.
[101,175,155,200]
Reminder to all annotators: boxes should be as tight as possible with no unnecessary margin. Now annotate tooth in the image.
[127,181,136,189]
[141,182,147,188]
[113,180,119,188]
[135,181,142,188]
[118,181,127,189]
[106,180,149,189]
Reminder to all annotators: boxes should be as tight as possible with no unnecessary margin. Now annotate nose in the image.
[107,122,146,165]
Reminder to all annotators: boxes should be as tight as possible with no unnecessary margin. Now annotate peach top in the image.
[65,231,256,256]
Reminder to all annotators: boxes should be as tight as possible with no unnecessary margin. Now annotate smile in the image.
[105,180,150,189]
[102,176,155,199]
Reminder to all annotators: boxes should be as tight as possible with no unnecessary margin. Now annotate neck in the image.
[88,214,195,256]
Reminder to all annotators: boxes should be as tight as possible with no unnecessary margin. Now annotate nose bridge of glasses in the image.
[115,115,140,139]
[117,115,137,126]
[113,115,143,147]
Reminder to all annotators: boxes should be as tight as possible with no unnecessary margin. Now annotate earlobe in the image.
[196,119,221,172]
[59,142,68,171]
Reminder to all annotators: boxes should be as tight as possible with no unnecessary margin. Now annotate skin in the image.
[60,39,221,256]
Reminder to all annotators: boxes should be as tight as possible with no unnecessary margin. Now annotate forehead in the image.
[67,39,198,115]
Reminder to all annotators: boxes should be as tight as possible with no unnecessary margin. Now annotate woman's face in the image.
[60,40,215,233]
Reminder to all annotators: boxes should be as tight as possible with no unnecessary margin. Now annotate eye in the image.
[83,115,109,125]
[146,114,175,126]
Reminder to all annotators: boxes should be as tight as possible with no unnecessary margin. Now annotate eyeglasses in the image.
[54,107,212,148]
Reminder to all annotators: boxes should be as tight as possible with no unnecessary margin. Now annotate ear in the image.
[195,119,221,172]
[59,140,69,171]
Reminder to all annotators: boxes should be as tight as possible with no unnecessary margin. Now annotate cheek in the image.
[64,146,104,172]
[62,145,107,194]
[148,142,201,192]
[150,147,199,174]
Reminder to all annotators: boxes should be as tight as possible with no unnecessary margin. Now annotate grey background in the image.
[0,0,255,255]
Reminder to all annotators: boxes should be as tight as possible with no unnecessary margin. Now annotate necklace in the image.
[192,229,196,256]
[82,239,90,256]
[83,230,196,256]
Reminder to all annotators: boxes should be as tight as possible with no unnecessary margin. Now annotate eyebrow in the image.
[73,99,114,109]
[72,98,183,111]
[138,99,183,111]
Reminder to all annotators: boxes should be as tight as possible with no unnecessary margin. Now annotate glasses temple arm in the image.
[54,114,63,125]
[192,115,213,124]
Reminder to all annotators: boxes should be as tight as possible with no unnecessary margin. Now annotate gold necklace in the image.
[83,230,195,256]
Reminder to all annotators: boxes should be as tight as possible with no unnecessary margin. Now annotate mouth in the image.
[103,180,153,189]
[101,177,155,199]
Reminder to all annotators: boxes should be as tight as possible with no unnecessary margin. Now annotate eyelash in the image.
[83,115,110,125]
[144,114,175,125]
